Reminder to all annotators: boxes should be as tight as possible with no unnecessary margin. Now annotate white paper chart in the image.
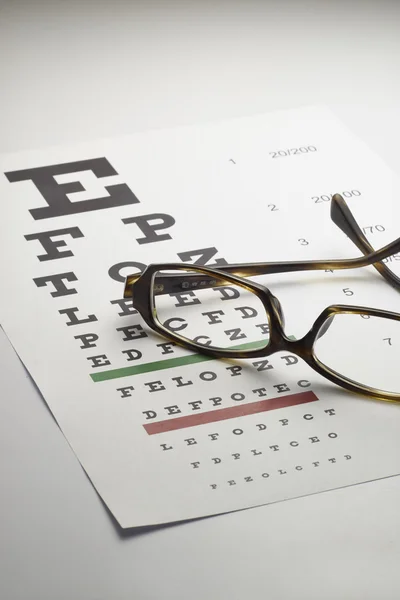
[1,106,400,528]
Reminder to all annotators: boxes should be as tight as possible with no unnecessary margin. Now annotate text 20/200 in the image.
[269,146,317,158]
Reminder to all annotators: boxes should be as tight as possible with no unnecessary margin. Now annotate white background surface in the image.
[1,1,400,598]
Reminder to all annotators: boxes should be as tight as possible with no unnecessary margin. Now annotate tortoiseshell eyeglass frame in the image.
[124,194,400,404]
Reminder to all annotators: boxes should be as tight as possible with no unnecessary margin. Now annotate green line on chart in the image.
[90,339,273,382]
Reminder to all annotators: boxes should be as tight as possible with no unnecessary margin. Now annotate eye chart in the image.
[1,106,400,528]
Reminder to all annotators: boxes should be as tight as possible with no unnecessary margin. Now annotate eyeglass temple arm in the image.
[330,193,400,290]
[124,235,400,297]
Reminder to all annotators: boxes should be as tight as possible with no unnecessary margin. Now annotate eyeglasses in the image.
[123,194,400,403]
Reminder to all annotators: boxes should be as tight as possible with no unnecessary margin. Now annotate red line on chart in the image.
[143,391,318,435]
